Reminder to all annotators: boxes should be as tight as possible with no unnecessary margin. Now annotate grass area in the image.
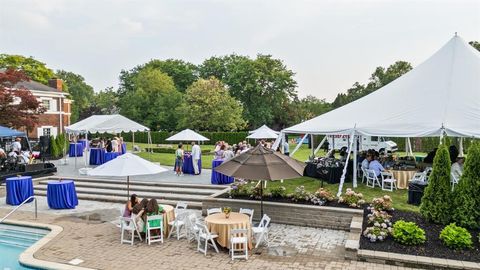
[136,151,216,169]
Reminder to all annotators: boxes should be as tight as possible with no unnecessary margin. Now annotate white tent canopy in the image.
[166,129,209,142]
[65,114,150,134]
[249,125,279,135]
[283,35,480,138]
[247,129,279,139]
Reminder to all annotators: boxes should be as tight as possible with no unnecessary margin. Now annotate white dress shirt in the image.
[191,144,201,160]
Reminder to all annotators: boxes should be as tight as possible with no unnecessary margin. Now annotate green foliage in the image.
[229,180,251,197]
[392,220,426,245]
[371,195,394,211]
[0,54,55,84]
[439,223,473,250]
[121,131,249,145]
[177,77,246,131]
[420,145,453,224]
[270,186,287,198]
[452,142,480,228]
[80,87,119,119]
[119,68,182,130]
[56,70,95,123]
[469,41,480,52]
[338,188,366,208]
[50,136,60,158]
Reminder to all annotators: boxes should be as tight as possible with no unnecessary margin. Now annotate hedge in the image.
[119,131,249,145]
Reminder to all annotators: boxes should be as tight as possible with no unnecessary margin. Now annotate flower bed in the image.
[360,209,480,262]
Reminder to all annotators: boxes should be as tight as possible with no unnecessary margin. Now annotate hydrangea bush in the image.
[370,195,394,211]
[338,188,365,208]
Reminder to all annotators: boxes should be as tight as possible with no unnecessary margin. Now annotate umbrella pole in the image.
[127,176,130,198]
[260,180,264,218]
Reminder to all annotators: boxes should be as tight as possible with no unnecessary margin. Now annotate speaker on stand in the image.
[39,135,50,163]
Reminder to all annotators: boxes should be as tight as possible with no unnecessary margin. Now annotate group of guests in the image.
[423,145,464,181]
[0,137,31,165]
[92,137,124,153]
[123,194,165,234]
[174,141,202,176]
[360,150,385,177]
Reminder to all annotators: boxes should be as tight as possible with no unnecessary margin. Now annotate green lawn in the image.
[130,141,422,212]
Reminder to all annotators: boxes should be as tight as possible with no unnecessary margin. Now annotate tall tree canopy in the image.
[332,61,412,108]
[177,77,245,131]
[56,70,95,123]
[79,87,119,120]
[198,54,297,128]
[119,68,182,130]
[469,41,480,52]
[0,54,55,85]
[119,59,198,94]
[0,69,46,131]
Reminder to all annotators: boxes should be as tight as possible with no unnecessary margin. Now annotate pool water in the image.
[0,223,49,270]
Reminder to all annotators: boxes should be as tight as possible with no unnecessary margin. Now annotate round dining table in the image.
[386,169,418,189]
[89,148,105,165]
[182,154,201,175]
[211,159,234,184]
[204,212,252,249]
[159,204,175,236]
[46,180,79,209]
[6,176,34,206]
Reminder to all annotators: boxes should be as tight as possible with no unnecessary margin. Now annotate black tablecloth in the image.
[408,181,427,205]
[303,162,350,184]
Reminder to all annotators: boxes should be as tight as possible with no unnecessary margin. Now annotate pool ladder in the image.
[0,196,37,223]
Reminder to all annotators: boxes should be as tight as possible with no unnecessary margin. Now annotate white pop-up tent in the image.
[65,114,151,168]
[248,125,279,135]
[166,129,209,142]
[247,129,279,139]
[274,35,480,196]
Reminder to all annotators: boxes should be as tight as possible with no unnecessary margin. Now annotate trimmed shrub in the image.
[289,185,310,202]
[452,142,480,229]
[439,223,473,250]
[420,145,453,224]
[270,186,287,198]
[392,220,426,245]
[50,136,60,158]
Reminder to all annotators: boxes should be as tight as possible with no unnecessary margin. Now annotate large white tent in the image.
[275,35,480,195]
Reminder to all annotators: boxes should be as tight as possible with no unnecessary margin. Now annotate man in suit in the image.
[191,141,201,175]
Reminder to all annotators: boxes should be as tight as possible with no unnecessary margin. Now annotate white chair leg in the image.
[211,238,219,253]
[130,230,134,246]
[204,239,208,256]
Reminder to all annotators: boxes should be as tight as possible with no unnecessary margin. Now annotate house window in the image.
[42,100,51,111]
[43,128,51,137]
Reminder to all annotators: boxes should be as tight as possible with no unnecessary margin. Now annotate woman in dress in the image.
[175,143,184,176]
[123,194,139,217]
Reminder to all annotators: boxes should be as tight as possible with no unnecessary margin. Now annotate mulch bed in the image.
[360,209,480,262]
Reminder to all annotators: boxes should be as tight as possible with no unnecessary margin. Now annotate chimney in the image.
[48,78,63,91]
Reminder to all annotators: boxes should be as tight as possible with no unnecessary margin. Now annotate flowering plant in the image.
[370,195,394,211]
[289,186,311,202]
[315,188,335,202]
[363,226,390,242]
[223,207,232,214]
[270,186,287,198]
[229,180,250,197]
[367,210,392,227]
[338,188,365,208]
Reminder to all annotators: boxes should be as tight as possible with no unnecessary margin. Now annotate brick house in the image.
[14,78,72,139]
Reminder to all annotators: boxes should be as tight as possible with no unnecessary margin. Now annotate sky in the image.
[1,0,479,101]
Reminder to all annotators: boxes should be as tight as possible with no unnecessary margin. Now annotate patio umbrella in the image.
[87,153,168,198]
[214,144,305,217]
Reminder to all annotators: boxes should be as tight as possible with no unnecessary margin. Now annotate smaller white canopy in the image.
[166,129,209,141]
[247,129,279,139]
[87,153,167,177]
[65,114,150,135]
[248,125,279,135]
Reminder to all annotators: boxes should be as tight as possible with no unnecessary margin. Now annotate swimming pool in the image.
[0,223,49,270]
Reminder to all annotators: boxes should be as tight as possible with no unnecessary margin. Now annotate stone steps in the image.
[34,177,228,210]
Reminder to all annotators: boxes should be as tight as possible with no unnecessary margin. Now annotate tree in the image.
[0,68,46,131]
[119,68,182,130]
[198,54,298,128]
[278,96,332,128]
[420,145,453,224]
[80,87,119,119]
[332,61,412,108]
[469,41,480,52]
[177,77,246,131]
[56,70,95,123]
[451,142,480,228]
[0,54,55,85]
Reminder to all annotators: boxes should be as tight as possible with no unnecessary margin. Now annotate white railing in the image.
[0,196,37,223]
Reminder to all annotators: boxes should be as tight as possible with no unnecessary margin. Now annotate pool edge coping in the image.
[3,220,95,270]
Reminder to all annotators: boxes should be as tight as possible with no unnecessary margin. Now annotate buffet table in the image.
[211,159,234,184]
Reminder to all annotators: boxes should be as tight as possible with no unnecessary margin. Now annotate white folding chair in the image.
[146,214,164,245]
[120,216,143,245]
[168,210,187,240]
[410,172,426,182]
[424,167,433,182]
[252,214,270,248]
[451,173,459,191]
[186,213,200,242]
[230,229,248,261]
[361,167,368,184]
[380,172,397,192]
[176,201,188,210]
[196,222,219,255]
[365,169,381,188]
[207,208,222,216]
[239,208,254,224]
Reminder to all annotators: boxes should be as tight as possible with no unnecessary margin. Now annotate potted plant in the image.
[223,207,232,218]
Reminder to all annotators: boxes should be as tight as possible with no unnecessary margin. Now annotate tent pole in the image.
[337,130,355,197]
[311,135,315,157]
[459,138,464,157]
[313,136,327,156]
[407,137,413,156]
[84,132,88,167]
[353,134,358,188]
[127,175,130,198]
[260,180,264,218]
[74,135,77,169]
[291,133,308,156]
[132,132,135,152]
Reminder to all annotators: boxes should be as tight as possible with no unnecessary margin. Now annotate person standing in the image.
[175,143,184,176]
[283,140,290,156]
[451,157,464,181]
[191,141,201,175]
[12,137,22,153]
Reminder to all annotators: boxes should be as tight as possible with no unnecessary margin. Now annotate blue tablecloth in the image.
[89,148,105,165]
[104,152,120,163]
[47,180,78,209]
[68,143,84,157]
[182,154,201,175]
[211,159,234,184]
[78,140,88,149]
[6,176,34,206]
[121,143,127,155]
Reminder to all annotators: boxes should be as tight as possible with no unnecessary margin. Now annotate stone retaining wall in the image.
[202,193,363,231]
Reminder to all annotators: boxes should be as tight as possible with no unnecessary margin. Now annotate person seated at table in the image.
[361,154,371,170]
[423,148,437,164]
[451,157,465,181]
[449,145,459,164]
[123,194,139,217]
[132,198,149,229]
[144,198,164,235]
[369,152,385,177]
[175,143,184,176]
[223,146,235,160]
[105,139,113,152]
